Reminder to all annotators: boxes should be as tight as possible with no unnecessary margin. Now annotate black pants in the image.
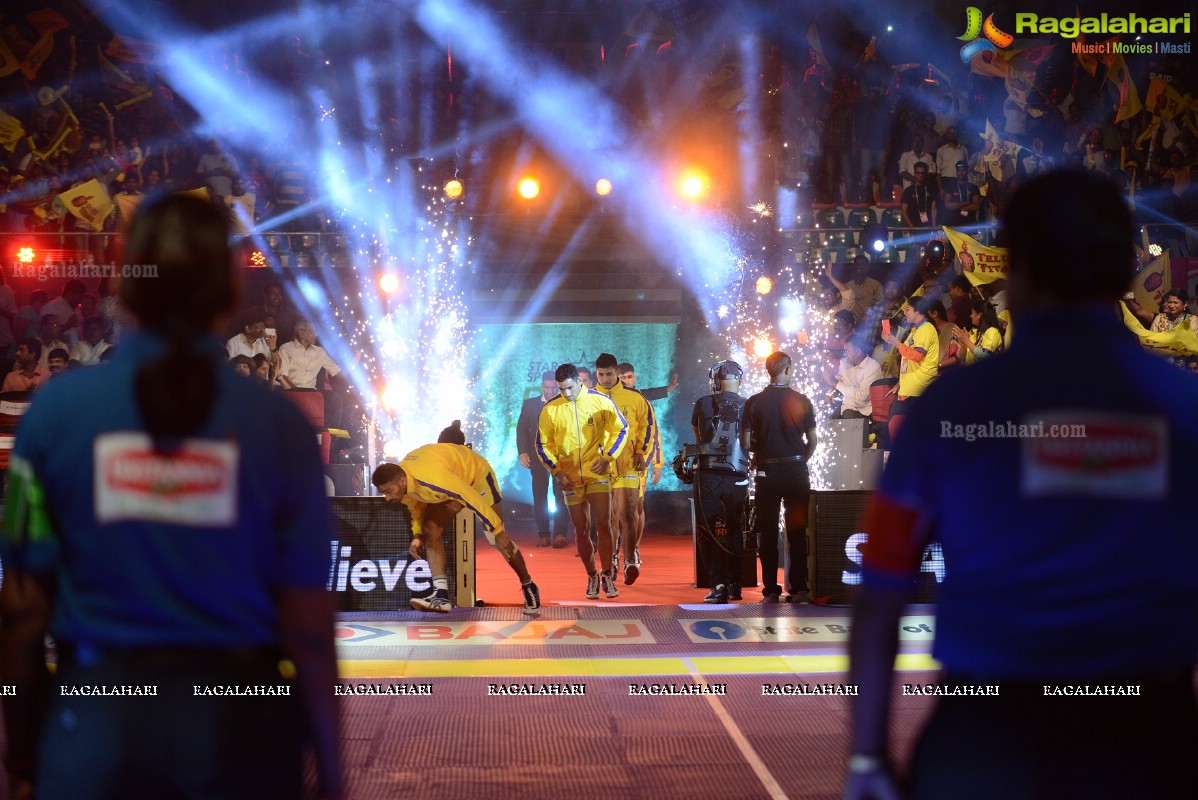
[909,674,1198,799]
[529,462,567,538]
[754,462,810,596]
[694,471,747,588]
[40,649,303,799]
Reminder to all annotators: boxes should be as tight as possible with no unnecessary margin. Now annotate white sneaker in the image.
[600,571,620,598]
[411,595,451,613]
[585,573,600,600]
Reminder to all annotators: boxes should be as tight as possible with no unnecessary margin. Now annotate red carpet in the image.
[475,527,765,608]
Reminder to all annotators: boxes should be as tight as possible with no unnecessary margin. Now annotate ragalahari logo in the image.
[959,7,1015,63]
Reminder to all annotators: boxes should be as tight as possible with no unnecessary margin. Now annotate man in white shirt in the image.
[225,314,271,359]
[824,337,882,419]
[68,316,111,365]
[276,320,340,390]
[934,127,968,189]
[277,320,347,431]
[898,135,936,189]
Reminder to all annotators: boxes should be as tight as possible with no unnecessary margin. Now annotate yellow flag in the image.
[54,179,114,232]
[1108,53,1142,123]
[1144,76,1193,121]
[942,226,1008,286]
[1121,300,1198,356]
[980,120,1022,181]
[0,109,24,152]
[1131,252,1170,312]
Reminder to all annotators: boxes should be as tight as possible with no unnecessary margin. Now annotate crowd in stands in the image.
[810,242,1198,450]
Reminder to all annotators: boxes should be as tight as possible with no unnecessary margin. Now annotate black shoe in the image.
[536,534,551,548]
[704,584,729,604]
[728,584,742,601]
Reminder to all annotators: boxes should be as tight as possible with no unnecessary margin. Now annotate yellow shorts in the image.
[638,469,649,498]
[560,476,611,506]
[611,469,643,491]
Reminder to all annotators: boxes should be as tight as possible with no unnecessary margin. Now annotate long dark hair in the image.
[971,300,1001,344]
[121,194,235,442]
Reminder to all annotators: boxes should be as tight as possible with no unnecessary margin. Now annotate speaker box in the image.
[327,498,475,610]
[809,490,941,604]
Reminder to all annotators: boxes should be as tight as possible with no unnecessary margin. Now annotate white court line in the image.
[682,656,789,800]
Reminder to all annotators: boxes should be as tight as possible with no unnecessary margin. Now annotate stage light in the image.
[861,222,889,254]
[518,177,540,199]
[444,179,463,199]
[753,337,773,358]
[1148,243,1163,257]
[756,276,773,295]
[379,273,401,294]
[248,250,267,267]
[382,439,403,459]
[680,173,706,199]
[595,178,612,196]
[16,247,34,263]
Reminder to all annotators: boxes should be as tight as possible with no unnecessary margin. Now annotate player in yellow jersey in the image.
[371,443,540,614]
[536,362,629,600]
[593,353,654,584]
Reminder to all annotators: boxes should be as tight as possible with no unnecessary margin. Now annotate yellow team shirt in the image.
[536,386,628,483]
[398,443,503,537]
[898,320,939,397]
[964,325,1004,364]
[594,381,653,475]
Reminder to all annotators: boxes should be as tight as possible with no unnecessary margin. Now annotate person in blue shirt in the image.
[845,170,1198,800]
[0,194,342,800]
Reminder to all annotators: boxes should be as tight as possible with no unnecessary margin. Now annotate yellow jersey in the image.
[594,381,653,473]
[398,443,503,537]
[535,386,628,483]
[964,326,1004,364]
[898,320,940,397]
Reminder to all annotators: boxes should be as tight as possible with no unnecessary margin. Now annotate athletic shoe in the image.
[536,534,551,548]
[522,582,541,614]
[552,535,569,549]
[600,571,620,598]
[785,591,810,605]
[728,584,742,601]
[611,550,621,575]
[762,593,781,604]
[624,560,640,586]
[704,585,728,604]
[585,573,600,600]
[411,595,451,613]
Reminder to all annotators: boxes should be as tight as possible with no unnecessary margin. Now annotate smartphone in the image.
[881,319,891,336]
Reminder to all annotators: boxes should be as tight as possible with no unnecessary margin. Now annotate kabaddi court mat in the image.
[329,531,941,800]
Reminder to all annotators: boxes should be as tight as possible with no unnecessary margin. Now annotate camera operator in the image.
[689,361,751,603]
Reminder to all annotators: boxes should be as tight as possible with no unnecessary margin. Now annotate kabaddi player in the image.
[371,444,540,614]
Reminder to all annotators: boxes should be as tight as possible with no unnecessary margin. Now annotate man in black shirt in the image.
[690,361,750,603]
[741,352,819,603]
[901,163,938,229]
[517,371,568,547]
[939,161,982,226]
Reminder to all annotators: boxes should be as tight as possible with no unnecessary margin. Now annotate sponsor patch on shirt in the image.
[94,433,239,526]
[1020,411,1167,499]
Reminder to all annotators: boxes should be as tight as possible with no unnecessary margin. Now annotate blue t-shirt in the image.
[1,331,331,651]
[871,308,1198,678]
